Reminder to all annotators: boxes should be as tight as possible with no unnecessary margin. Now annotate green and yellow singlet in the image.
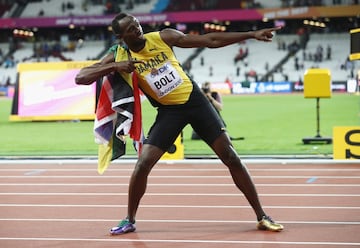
[129,32,193,105]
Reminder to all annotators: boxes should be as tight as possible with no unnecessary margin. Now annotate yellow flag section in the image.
[10,61,98,121]
[97,138,114,175]
[333,126,360,159]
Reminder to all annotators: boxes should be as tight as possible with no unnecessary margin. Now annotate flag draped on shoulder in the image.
[93,46,143,174]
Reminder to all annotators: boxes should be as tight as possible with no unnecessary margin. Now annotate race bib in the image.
[145,62,183,98]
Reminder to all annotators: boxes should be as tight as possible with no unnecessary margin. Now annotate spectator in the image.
[4,55,15,68]
[192,81,242,140]
[326,44,332,60]
[192,81,224,140]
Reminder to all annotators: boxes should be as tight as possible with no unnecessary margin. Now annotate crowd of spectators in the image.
[234,47,249,64]
[3,54,15,68]
[165,0,262,12]
[2,0,358,19]
[0,0,358,88]
[164,0,359,12]
[22,41,72,62]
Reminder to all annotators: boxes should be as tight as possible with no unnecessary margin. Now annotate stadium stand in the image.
[19,0,159,17]
[282,33,352,82]
[182,33,353,84]
[0,39,106,86]
[0,0,359,87]
[151,0,170,13]
[2,0,359,19]
[0,1,11,17]
[163,0,357,12]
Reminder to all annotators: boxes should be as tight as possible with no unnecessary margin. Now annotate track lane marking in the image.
[0,237,358,246]
[1,218,360,225]
[0,192,359,197]
[2,175,360,179]
[0,204,359,209]
[0,183,359,187]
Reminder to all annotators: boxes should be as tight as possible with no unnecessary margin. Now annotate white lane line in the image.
[0,159,358,164]
[0,183,359,187]
[0,218,359,225]
[0,192,359,197]
[0,237,358,246]
[23,169,46,176]
[2,175,360,179]
[1,168,360,172]
[0,204,359,209]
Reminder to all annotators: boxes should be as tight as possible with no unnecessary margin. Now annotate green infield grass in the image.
[0,93,358,157]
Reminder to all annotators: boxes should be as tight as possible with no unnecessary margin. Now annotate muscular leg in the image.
[126,144,165,223]
[210,132,266,220]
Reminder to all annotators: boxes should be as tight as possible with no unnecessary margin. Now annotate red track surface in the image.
[0,160,359,248]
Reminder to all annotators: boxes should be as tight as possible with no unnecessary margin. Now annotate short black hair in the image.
[111,13,128,36]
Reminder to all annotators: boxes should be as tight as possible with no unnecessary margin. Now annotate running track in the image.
[0,159,359,248]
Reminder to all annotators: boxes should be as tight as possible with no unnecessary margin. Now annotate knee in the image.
[220,149,241,168]
[133,156,155,177]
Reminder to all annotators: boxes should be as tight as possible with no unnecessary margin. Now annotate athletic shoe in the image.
[110,219,136,235]
[257,216,284,232]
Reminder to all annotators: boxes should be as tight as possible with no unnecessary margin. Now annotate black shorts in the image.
[144,83,226,151]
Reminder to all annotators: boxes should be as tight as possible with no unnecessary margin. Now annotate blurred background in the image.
[0,0,359,88]
[0,0,359,158]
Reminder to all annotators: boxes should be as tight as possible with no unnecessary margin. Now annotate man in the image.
[75,13,283,235]
[202,81,223,113]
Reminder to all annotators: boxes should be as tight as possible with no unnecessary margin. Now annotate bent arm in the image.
[207,92,223,111]
[161,27,281,49]
[75,53,116,85]
[75,53,144,85]
[210,96,223,111]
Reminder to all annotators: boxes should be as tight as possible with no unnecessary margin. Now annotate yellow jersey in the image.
[129,31,193,105]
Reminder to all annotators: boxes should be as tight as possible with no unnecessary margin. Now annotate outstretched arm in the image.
[161,26,282,49]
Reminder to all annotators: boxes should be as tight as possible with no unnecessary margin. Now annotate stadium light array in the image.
[203,22,227,33]
[13,29,34,38]
[303,19,326,28]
